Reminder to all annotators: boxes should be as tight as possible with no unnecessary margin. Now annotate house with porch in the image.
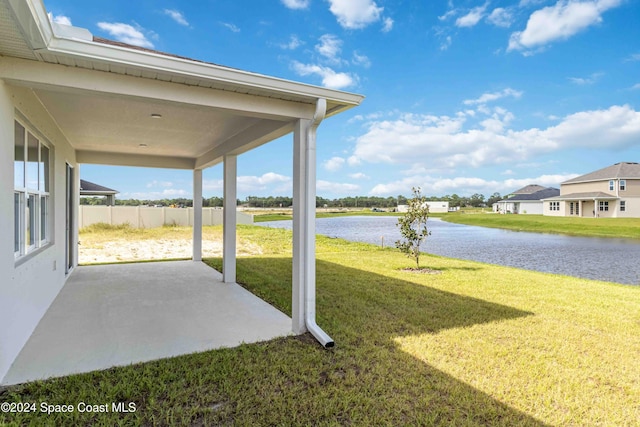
[543,162,640,218]
[494,185,559,215]
[0,0,363,385]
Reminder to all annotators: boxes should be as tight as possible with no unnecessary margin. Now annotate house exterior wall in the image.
[543,200,565,217]
[621,179,640,197]
[560,181,610,195]
[518,201,544,215]
[0,83,78,384]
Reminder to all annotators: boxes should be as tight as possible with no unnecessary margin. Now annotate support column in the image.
[193,169,203,262]
[292,119,309,334]
[223,155,237,283]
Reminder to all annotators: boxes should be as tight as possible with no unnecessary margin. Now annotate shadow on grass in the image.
[199,256,545,426]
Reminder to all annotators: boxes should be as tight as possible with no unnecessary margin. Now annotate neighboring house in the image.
[80,179,118,205]
[397,201,450,213]
[543,162,640,218]
[1,0,363,384]
[494,186,559,214]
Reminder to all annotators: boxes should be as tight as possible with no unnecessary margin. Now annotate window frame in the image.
[609,180,614,191]
[620,180,626,191]
[14,118,51,260]
[620,201,626,212]
[598,201,609,212]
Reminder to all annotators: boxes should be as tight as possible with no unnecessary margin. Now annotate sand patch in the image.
[79,238,262,264]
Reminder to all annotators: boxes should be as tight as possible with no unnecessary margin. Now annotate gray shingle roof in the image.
[508,187,560,201]
[511,184,547,194]
[80,179,118,195]
[563,162,640,184]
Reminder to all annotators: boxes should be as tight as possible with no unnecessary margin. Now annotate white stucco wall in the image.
[518,201,544,215]
[0,83,78,384]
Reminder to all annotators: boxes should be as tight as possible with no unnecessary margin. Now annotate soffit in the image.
[34,88,267,158]
[0,1,38,60]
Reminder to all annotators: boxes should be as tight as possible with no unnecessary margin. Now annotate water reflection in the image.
[259,216,640,285]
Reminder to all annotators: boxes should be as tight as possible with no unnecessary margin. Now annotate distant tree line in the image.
[80,191,504,208]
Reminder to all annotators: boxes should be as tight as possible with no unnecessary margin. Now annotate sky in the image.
[44,0,640,201]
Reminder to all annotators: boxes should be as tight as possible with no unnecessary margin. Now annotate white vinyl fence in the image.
[79,206,253,229]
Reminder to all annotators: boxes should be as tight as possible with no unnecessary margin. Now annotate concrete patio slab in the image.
[3,261,291,385]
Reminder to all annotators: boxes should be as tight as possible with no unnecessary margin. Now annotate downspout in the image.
[304,98,334,348]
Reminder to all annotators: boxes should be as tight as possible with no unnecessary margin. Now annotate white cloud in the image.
[328,0,383,29]
[123,188,189,200]
[440,35,452,51]
[317,180,360,194]
[455,4,488,28]
[280,35,303,50]
[205,173,292,195]
[316,34,343,63]
[624,53,640,62]
[508,0,622,53]
[281,0,310,9]
[568,72,603,85]
[324,156,346,172]
[369,173,578,197]
[350,105,640,170]
[291,61,356,89]
[349,172,369,179]
[48,13,72,26]
[487,8,514,28]
[221,22,240,33]
[163,9,189,26]
[97,22,154,48]
[352,51,371,68]
[146,180,174,188]
[382,17,394,32]
[463,88,523,105]
[631,83,640,90]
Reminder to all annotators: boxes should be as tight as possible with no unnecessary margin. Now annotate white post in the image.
[292,119,308,334]
[193,169,203,262]
[223,155,237,283]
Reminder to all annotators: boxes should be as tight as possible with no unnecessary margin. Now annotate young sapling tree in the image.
[395,187,431,269]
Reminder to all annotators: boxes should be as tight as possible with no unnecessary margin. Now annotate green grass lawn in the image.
[2,225,639,426]
[443,213,640,239]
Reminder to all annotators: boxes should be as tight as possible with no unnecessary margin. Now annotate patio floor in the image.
[3,261,292,385]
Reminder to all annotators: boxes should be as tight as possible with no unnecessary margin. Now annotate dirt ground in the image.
[79,238,263,264]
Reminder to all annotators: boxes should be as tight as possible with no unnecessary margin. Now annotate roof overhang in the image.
[543,192,619,201]
[0,0,364,170]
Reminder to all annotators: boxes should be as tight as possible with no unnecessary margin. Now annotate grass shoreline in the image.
[2,225,639,425]
[255,210,640,240]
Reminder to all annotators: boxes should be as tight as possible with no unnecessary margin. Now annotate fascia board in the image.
[40,37,364,108]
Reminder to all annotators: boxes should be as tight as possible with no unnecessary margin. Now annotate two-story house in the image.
[543,162,640,218]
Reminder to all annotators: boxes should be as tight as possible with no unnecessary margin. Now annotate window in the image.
[620,201,626,212]
[599,201,609,212]
[549,201,560,211]
[620,180,626,191]
[609,180,614,191]
[14,120,50,258]
[576,202,579,216]
[569,202,574,215]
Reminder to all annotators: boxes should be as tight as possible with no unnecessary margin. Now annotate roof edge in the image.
[12,1,364,111]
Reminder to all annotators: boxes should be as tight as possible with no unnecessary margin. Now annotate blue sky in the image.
[45,0,640,200]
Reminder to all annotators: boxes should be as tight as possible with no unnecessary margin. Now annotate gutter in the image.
[304,98,334,348]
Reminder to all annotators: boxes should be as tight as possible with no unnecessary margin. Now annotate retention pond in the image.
[258,216,640,285]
